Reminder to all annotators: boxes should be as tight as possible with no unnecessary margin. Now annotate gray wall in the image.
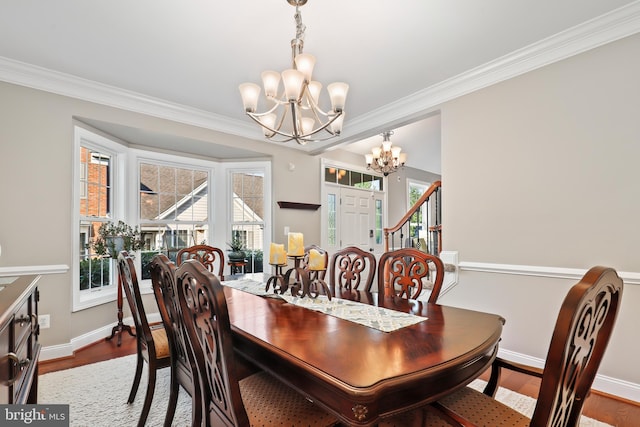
[439,33,640,388]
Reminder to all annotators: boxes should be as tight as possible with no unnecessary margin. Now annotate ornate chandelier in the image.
[238,0,349,146]
[365,131,406,176]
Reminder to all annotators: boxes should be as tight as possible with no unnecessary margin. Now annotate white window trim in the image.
[131,149,219,293]
[224,162,272,272]
[72,126,127,312]
[73,127,273,310]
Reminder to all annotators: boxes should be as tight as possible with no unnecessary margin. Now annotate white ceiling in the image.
[1,1,638,172]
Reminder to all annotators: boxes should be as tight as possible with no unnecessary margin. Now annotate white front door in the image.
[335,187,384,255]
[340,187,371,250]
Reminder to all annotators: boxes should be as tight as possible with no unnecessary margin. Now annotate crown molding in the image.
[319,1,640,153]
[0,56,259,139]
[1,1,640,152]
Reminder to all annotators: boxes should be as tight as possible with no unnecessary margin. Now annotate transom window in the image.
[324,167,383,190]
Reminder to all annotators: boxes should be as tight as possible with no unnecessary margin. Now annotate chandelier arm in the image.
[303,111,343,137]
[249,102,282,117]
[245,111,344,144]
[264,96,291,107]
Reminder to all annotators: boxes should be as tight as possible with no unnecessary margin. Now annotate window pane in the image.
[80,147,112,219]
[373,176,383,191]
[140,191,159,220]
[79,145,113,293]
[351,171,362,186]
[327,193,336,245]
[375,199,383,244]
[80,220,113,290]
[159,165,177,195]
[230,171,265,273]
[338,169,349,186]
[324,166,383,191]
[324,167,337,183]
[139,163,211,278]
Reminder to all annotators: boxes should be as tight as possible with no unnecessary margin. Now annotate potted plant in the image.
[90,220,144,258]
[227,235,246,262]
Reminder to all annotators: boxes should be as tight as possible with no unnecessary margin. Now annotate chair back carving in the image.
[530,266,623,427]
[150,254,194,396]
[329,246,377,292]
[176,245,225,281]
[377,248,444,303]
[300,245,328,280]
[176,259,248,427]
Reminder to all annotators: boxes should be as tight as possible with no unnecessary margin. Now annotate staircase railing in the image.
[384,180,442,254]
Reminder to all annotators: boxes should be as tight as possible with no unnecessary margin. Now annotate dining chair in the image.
[175,259,338,427]
[379,265,624,427]
[176,244,225,280]
[301,244,329,280]
[117,251,171,427]
[328,246,377,292]
[149,253,194,426]
[377,248,445,303]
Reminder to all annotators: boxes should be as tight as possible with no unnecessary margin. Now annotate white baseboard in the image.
[498,348,640,403]
[39,313,161,361]
[439,251,459,297]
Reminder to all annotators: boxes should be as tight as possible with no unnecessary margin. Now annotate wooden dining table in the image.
[223,274,505,426]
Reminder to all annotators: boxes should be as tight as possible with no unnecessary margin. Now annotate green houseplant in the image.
[226,236,246,262]
[90,220,144,258]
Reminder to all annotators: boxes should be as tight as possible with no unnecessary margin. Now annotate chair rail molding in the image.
[459,261,640,285]
[0,264,69,276]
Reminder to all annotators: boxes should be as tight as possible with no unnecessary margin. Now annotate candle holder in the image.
[307,276,332,300]
[265,263,332,301]
[307,268,326,282]
[265,263,288,294]
[264,249,330,300]
[288,267,332,301]
[287,254,304,268]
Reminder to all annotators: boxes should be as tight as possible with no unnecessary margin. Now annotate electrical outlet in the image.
[38,314,50,329]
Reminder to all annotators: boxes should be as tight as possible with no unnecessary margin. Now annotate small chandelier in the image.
[365,131,407,176]
[238,0,349,146]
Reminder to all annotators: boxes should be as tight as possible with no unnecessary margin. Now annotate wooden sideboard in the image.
[0,275,40,404]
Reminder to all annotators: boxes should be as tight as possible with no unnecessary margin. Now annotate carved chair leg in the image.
[128,352,144,403]
[138,365,157,427]
[163,366,179,427]
[483,364,501,397]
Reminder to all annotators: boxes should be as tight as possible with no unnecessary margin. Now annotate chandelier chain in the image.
[294,9,305,41]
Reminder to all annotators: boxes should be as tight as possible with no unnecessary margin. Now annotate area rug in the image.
[39,355,612,426]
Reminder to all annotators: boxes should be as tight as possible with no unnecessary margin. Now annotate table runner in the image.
[224,278,426,332]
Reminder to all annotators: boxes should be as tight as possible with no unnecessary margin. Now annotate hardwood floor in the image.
[40,335,640,426]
